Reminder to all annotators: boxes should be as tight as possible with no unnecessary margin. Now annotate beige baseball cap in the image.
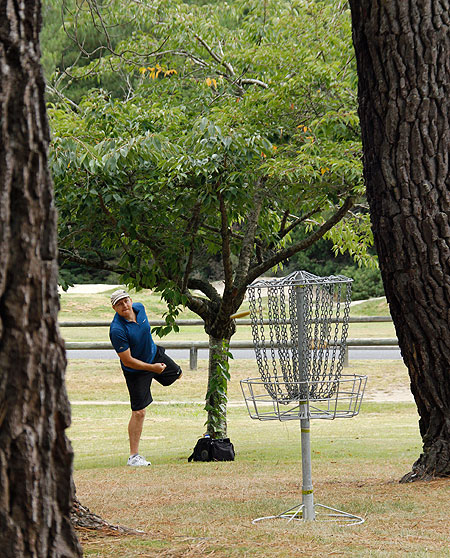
[111,289,130,306]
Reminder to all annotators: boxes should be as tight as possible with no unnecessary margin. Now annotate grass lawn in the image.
[67,357,450,558]
[62,289,449,557]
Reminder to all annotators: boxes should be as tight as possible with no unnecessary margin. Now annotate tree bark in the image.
[349,1,450,480]
[205,336,230,437]
[0,1,82,555]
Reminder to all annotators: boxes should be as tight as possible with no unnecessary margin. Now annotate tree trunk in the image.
[0,1,82,555]
[205,336,231,437]
[349,1,450,480]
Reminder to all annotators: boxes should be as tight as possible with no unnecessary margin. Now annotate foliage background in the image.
[42,0,385,436]
[42,0,383,299]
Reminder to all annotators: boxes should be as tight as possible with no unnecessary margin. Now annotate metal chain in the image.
[248,273,352,403]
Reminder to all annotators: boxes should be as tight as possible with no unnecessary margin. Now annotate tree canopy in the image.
[49,0,370,293]
[47,0,371,435]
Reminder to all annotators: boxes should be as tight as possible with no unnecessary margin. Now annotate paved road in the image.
[67,346,402,361]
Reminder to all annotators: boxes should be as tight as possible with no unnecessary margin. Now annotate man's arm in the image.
[117,349,166,373]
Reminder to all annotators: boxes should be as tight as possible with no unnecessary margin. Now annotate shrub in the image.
[340,265,385,300]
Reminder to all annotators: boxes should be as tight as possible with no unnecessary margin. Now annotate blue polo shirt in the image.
[109,302,157,374]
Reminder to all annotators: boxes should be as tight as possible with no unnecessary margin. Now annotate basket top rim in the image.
[247,271,353,290]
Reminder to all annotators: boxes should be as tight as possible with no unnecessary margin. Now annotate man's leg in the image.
[128,408,146,455]
[153,346,183,386]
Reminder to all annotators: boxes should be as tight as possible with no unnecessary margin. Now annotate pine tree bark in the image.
[349,1,450,480]
[0,0,82,555]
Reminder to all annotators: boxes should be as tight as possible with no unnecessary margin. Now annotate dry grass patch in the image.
[66,398,450,558]
[66,358,412,404]
[66,353,443,558]
[74,464,450,558]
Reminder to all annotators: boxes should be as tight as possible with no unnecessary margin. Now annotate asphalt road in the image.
[66,346,402,361]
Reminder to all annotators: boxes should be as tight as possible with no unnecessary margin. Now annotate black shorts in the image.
[124,346,182,411]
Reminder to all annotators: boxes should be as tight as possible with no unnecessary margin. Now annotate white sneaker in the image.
[127,454,151,467]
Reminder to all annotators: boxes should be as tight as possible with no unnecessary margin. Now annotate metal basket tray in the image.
[240,375,367,421]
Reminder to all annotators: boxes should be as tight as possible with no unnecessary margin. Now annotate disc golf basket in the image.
[241,271,367,525]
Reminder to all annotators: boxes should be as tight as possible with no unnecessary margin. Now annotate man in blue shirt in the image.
[109,289,182,466]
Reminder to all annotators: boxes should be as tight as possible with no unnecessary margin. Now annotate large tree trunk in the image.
[349,1,450,480]
[0,1,82,555]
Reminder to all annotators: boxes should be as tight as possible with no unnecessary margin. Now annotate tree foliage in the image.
[47,0,370,436]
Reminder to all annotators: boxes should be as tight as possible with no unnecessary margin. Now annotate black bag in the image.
[188,437,235,462]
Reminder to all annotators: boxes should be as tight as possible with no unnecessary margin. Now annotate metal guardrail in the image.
[64,338,399,370]
[61,317,398,370]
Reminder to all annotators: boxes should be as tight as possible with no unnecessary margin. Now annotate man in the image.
[109,289,182,466]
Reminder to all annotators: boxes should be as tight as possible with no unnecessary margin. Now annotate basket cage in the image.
[247,271,352,402]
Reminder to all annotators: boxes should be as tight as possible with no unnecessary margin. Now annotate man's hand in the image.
[151,362,166,374]
[117,349,167,374]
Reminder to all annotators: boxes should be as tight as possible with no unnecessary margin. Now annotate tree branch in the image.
[244,196,354,288]
[178,215,243,243]
[60,1,268,95]
[149,39,268,92]
[240,78,269,89]
[181,201,203,292]
[97,193,173,280]
[278,204,324,240]
[62,0,171,67]
[234,180,265,290]
[218,190,234,292]
[59,248,126,274]
[194,34,235,78]
[187,278,222,305]
[183,292,211,321]
[45,83,80,112]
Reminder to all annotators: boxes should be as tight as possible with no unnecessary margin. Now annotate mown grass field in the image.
[63,288,450,557]
[67,358,449,558]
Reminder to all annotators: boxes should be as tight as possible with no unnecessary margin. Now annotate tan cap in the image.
[111,289,129,306]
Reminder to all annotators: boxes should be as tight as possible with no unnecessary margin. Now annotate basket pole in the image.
[296,287,315,521]
[300,418,314,520]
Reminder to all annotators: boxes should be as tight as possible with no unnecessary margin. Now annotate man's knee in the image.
[132,408,146,421]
